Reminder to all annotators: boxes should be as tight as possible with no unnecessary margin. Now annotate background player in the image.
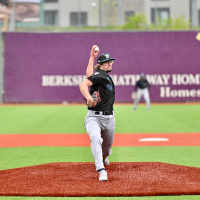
[133,73,150,110]
[79,45,116,181]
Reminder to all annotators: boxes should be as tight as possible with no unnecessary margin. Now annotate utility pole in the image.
[135,0,138,14]
[9,0,16,31]
[191,0,197,27]
[77,0,81,27]
[114,0,138,25]
[118,0,123,25]
[98,0,101,29]
[154,0,158,27]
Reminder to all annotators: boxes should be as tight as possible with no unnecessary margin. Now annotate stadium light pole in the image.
[9,0,16,31]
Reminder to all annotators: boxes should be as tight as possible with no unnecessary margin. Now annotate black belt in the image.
[95,111,113,115]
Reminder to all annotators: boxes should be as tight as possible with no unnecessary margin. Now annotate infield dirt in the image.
[0,162,200,197]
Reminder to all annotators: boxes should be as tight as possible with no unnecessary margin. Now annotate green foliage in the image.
[123,14,191,30]
[16,14,194,32]
[123,14,148,30]
[149,15,191,30]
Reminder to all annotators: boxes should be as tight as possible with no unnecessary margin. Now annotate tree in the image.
[149,15,190,30]
[123,14,148,30]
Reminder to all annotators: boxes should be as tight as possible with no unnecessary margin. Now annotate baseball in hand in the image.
[95,46,99,52]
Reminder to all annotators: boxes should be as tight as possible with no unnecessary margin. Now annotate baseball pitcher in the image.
[79,45,116,181]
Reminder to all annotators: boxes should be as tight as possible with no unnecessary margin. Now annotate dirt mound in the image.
[0,162,200,197]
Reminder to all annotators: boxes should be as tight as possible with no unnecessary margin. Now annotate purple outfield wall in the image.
[4,31,200,103]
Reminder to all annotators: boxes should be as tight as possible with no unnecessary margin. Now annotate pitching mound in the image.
[0,162,200,197]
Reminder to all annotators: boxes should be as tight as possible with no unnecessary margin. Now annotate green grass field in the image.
[0,104,199,134]
[0,104,199,200]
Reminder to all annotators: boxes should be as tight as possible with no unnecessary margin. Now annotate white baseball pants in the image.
[133,88,150,110]
[84,110,115,171]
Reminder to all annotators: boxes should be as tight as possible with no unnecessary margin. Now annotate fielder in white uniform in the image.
[79,45,115,181]
[133,73,150,110]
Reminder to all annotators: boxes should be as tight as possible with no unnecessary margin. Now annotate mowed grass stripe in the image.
[0,104,199,134]
[1,146,200,170]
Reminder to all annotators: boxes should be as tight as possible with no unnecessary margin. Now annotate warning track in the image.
[0,133,200,147]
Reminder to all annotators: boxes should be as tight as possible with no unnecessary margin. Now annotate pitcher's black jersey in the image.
[87,69,115,112]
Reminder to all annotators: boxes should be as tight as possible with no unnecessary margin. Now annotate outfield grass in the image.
[115,104,200,133]
[0,104,199,134]
[0,104,199,200]
[0,105,87,134]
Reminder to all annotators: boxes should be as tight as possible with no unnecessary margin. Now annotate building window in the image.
[151,8,170,24]
[44,0,58,2]
[125,11,135,21]
[198,10,200,26]
[70,12,87,26]
[44,11,58,26]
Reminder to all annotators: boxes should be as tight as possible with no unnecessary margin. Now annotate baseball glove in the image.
[90,90,101,107]
[84,90,101,107]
